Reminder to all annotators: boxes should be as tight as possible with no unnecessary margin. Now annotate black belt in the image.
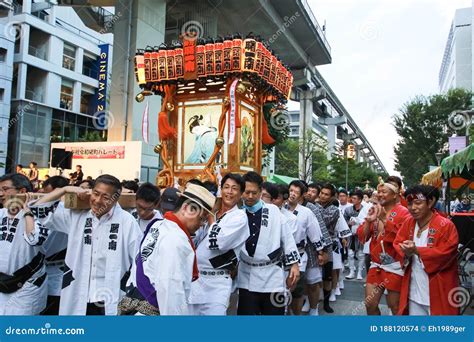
[46,248,67,262]
[0,252,45,294]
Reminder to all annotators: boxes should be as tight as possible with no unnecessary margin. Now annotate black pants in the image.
[86,302,105,315]
[237,289,285,315]
[41,295,60,315]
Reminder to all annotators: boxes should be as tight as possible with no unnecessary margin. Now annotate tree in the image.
[393,88,472,186]
[274,131,386,189]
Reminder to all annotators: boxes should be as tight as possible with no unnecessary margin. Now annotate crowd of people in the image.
[0,169,462,316]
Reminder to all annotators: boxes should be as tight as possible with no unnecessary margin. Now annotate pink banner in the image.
[66,146,125,159]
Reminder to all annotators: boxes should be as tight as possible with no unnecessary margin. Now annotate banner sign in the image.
[66,146,125,159]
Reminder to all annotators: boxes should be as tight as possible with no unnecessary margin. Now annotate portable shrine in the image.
[133,34,293,187]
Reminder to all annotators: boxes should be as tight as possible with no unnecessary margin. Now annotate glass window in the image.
[82,54,98,78]
[50,120,62,142]
[80,91,94,115]
[0,88,4,102]
[63,44,76,71]
[0,48,6,62]
[60,79,73,110]
[21,113,36,138]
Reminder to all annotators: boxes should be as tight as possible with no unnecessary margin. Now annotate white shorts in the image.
[305,266,322,285]
[332,250,343,270]
[190,302,228,316]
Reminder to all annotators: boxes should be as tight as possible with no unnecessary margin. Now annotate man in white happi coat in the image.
[189,173,249,315]
[344,190,367,280]
[27,174,141,315]
[285,180,324,315]
[0,174,49,315]
[37,175,70,315]
[130,182,163,233]
[135,182,216,315]
[237,172,300,315]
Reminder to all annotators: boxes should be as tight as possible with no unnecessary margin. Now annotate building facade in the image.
[439,7,472,93]
[0,0,113,173]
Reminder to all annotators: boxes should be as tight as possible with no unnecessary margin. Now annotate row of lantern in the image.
[134,36,293,100]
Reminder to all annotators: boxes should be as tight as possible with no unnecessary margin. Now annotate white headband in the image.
[383,182,399,194]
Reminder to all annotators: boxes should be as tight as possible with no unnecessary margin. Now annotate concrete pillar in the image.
[22,0,31,14]
[75,47,84,74]
[72,81,81,112]
[298,89,313,182]
[109,0,166,174]
[17,62,27,99]
[326,124,336,160]
[319,116,346,161]
[18,23,29,56]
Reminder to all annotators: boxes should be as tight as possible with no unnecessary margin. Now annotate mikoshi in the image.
[133,33,293,187]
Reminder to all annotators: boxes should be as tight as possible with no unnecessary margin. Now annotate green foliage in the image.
[274,133,386,190]
[393,88,472,187]
[79,131,107,142]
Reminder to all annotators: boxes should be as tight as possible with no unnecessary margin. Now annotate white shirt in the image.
[286,204,323,272]
[1,208,47,275]
[28,200,141,315]
[409,223,430,306]
[189,205,249,306]
[130,209,163,233]
[141,218,195,315]
[338,203,351,216]
[238,202,299,293]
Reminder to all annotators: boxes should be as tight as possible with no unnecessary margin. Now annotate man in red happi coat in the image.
[394,184,459,315]
[357,176,410,315]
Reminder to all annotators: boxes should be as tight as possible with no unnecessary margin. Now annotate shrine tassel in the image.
[262,116,276,145]
[158,85,177,140]
[158,111,177,140]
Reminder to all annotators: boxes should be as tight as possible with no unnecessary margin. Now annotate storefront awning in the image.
[441,143,474,178]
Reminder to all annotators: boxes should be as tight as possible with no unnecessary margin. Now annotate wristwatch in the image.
[23,211,34,218]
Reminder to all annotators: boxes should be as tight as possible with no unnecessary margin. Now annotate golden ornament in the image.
[215,137,225,147]
[154,143,163,154]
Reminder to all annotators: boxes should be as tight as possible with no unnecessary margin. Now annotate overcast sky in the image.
[290,0,472,175]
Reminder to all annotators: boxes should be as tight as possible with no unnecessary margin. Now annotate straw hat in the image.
[179,183,216,214]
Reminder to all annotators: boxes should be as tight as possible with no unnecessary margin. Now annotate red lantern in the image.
[242,37,257,73]
[151,50,159,82]
[223,36,233,73]
[205,40,215,75]
[166,48,176,80]
[231,36,243,72]
[134,55,146,86]
[262,46,271,81]
[269,55,277,86]
[158,47,167,81]
[214,39,224,75]
[196,42,206,78]
[255,41,264,77]
[175,45,184,79]
[144,49,152,82]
